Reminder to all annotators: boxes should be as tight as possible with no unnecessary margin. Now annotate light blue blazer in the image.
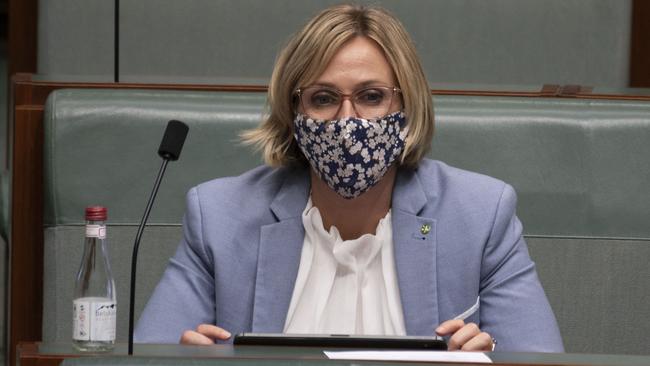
[135,159,564,352]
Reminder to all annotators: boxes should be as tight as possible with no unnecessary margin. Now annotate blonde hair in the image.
[242,4,434,168]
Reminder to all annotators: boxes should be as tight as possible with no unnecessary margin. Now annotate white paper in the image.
[324,350,492,363]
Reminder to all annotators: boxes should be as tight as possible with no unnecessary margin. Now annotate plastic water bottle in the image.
[72,206,116,351]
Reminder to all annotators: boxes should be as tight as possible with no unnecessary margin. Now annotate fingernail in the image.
[224,331,232,338]
[435,326,442,333]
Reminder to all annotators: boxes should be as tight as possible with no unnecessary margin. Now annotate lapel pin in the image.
[420,223,431,235]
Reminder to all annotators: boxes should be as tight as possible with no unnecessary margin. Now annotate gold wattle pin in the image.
[420,223,431,235]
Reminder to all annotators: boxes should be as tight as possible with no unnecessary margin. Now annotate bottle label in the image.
[73,298,116,341]
[86,225,106,239]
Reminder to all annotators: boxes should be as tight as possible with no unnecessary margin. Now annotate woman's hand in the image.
[435,319,494,351]
[180,324,232,345]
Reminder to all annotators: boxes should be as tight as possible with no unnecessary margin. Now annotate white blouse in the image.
[283,198,406,335]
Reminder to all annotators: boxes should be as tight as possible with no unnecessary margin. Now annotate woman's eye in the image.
[310,92,338,107]
[357,90,385,105]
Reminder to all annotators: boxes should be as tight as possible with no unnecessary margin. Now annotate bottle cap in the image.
[85,206,107,221]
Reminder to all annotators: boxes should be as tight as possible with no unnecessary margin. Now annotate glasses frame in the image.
[295,85,402,120]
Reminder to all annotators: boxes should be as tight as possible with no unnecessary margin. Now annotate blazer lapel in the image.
[252,168,310,332]
[391,168,439,335]
[251,166,440,334]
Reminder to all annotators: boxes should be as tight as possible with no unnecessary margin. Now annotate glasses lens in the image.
[354,87,394,119]
[301,88,341,120]
[300,86,396,120]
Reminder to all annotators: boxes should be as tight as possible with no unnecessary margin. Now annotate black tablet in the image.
[234,333,447,350]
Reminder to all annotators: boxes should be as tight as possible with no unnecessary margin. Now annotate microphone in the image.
[158,120,189,161]
[128,120,189,355]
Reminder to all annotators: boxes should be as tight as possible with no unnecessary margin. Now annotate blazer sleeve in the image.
[134,187,216,343]
[478,184,565,352]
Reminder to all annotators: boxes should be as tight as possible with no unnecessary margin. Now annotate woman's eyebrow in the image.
[309,80,392,90]
[357,80,389,88]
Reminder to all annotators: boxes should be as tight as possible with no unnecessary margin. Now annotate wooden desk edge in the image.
[19,342,646,366]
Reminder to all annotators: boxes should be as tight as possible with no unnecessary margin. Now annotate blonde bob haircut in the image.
[242,4,434,169]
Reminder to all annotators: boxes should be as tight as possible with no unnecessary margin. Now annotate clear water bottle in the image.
[72,206,116,351]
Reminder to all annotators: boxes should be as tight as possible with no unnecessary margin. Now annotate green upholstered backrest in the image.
[43,89,650,354]
[430,96,650,239]
[44,89,266,226]
[45,90,650,238]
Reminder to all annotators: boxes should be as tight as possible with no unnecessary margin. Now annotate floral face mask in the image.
[293,111,408,199]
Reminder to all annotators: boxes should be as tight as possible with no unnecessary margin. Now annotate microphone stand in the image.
[128,158,169,355]
[127,119,187,356]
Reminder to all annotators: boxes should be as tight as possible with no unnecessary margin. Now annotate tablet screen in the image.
[234,333,447,350]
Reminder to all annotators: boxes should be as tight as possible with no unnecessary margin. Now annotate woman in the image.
[136,4,564,352]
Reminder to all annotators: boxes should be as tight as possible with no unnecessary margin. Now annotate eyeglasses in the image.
[295,85,402,120]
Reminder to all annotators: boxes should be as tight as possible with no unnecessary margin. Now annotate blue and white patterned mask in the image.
[293,111,408,199]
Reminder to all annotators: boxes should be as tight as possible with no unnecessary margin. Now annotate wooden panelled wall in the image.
[6,0,38,167]
[630,0,650,87]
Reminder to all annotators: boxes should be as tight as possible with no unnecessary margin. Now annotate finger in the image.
[196,324,232,340]
[179,330,215,345]
[435,319,465,336]
[448,322,480,351]
[460,331,493,352]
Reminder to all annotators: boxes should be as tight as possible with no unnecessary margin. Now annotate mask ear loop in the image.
[290,89,310,167]
[292,88,303,117]
[393,86,405,115]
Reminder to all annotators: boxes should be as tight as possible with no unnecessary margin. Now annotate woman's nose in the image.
[336,99,358,119]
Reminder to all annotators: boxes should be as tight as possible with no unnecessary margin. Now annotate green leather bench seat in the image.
[43,89,650,354]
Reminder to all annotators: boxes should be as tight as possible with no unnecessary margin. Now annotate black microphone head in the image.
[158,120,189,161]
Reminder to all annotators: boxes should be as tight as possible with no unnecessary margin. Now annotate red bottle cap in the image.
[85,206,107,221]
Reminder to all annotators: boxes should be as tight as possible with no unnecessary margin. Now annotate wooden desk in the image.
[17,342,650,366]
